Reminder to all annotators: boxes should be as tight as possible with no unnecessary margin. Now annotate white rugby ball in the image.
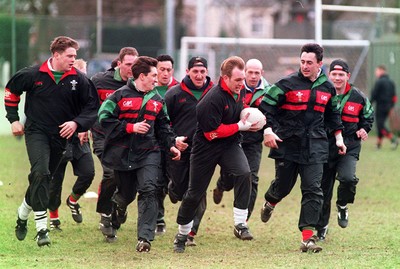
[83,191,99,199]
[240,107,266,130]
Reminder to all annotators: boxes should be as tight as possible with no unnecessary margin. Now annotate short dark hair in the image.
[156,54,174,66]
[118,47,139,62]
[220,56,245,77]
[131,56,158,79]
[50,36,79,54]
[300,43,324,62]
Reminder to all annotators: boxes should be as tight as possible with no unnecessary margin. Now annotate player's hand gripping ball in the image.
[240,107,266,131]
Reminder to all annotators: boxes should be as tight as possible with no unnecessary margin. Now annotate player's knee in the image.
[338,174,358,185]
[112,192,128,208]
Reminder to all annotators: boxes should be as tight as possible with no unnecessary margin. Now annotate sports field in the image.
[0,134,399,268]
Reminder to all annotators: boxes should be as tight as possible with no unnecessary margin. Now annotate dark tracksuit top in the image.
[164,76,213,148]
[242,77,270,144]
[259,70,343,231]
[260,70,343,164]
[370,74,397,112]
[164,75,213,200]
[318,83,374,229]
[91,68,128,135]
[370,74,397,138]
[177,78,251,225]
[4,60,99,211]
[5,61,99,133]
[198,79,245,143]
[336,84,374,142]
[98,78,176,171]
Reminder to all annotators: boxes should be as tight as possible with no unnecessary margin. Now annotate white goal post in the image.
[179,1,400,90]
[179,37,370,90]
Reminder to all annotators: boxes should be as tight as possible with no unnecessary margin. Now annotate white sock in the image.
[233,207,248,225]
[34,211,48,232]
[18,198,32,220]
[178,220,193,235]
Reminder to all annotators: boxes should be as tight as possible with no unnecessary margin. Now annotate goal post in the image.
[179,37,370,91]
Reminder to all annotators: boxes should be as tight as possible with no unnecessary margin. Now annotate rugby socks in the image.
[34,211,48,232]
[188,230,196,237]
[49,209,59,220]
[302,229,314,241]
[17,198,32,220]
[178,220,193,235]
[233,207,248,225]
[68,192,81,203]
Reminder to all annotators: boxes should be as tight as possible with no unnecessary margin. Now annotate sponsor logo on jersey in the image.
[123,100,133,107]
[296,91,303,102]
[70,80,78,91]
[152,101,159,112]
[210,132,218,139]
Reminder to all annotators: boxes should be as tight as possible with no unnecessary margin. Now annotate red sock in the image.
[188,231,196,237]
[270,202,277,207]
[302,229,313,241]
[69,193,80,203]
[97,183,102,197]
[49,209,59,219]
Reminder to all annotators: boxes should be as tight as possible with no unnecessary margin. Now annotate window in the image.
[251,13,263,35]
